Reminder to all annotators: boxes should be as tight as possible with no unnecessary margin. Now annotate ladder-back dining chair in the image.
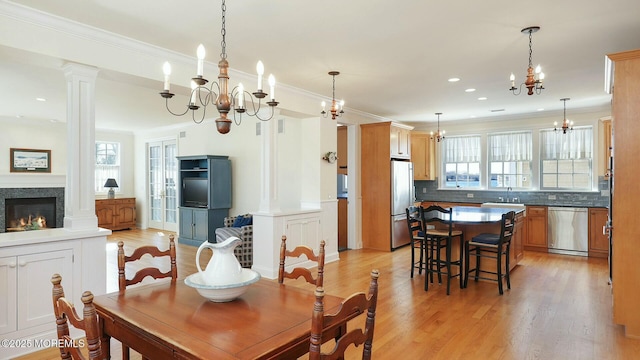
[309,269,380,360]
[51,273,102,360]
[278,235,325,287]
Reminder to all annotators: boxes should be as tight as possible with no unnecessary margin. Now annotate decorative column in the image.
[258,114,281,213]
[62,63,99,230]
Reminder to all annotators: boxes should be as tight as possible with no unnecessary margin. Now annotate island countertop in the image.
[431,206,525,224]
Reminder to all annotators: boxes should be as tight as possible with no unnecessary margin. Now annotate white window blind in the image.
[443,135,481,163]
[541,127,593,159]
[489,131,532,162]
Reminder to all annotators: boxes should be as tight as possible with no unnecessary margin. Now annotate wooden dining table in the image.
[93,278,346,360]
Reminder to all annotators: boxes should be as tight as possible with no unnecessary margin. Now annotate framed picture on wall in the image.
[10,148,51,173]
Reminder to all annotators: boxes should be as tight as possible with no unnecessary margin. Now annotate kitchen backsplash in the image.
[415,177,609,208]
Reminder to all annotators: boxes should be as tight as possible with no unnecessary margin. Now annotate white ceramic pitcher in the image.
[195,237,243,286]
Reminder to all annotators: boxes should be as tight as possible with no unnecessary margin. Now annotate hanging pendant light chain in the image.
[220,0,227,60]
[528,29,533,68]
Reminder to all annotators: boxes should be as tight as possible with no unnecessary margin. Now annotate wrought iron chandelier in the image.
[320,71,345,120]
[554,98,574,134]
[159,0,278,134]
[430,113,445,142]
[509,26,545,96]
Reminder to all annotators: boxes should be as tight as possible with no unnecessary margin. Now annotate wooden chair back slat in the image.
[118,234,177,291]
[278,235,325,287]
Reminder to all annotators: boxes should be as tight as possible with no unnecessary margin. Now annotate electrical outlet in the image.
[548,194,557,200]
[422,187,427,193]
[467,193,474,198]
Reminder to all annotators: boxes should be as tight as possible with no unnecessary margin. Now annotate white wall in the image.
[0,118,135,195]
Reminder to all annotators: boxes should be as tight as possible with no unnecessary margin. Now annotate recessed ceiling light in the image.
[465,88,476,92]
[16,115,23,118]
[36,97,46,102]
[470,115,477,118]
[537,108,545,111]
[478,97,487,101]
[448,78,460,82]
[490,109,505,112]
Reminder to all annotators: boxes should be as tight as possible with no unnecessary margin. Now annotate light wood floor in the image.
[19,228,640,360]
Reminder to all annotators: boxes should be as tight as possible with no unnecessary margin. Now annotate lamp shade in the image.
[104,178,119,188]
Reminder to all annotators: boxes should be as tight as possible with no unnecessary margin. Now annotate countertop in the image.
[427,206,524,224]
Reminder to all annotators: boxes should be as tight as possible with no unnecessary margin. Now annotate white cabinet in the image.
[390,124,411,159]
[284,215,321,268]
[0,248,74,335]
[0,257,17,335]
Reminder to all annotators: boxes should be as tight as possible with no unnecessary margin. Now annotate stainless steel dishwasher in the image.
[548,207,588,256]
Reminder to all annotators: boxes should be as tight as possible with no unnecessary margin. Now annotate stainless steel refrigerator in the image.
[391,160,414,250]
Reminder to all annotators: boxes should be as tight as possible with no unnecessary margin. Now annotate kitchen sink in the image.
[481,202,526,216]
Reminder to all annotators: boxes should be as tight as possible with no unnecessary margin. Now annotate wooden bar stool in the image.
[421,205,464,295]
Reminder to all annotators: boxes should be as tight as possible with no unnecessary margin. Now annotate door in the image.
[391,161,414,215]
[148,140,178,231]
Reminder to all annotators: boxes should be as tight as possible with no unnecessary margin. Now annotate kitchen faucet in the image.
[506,187,512,202]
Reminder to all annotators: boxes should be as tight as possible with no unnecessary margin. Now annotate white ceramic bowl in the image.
[184,269,261,302]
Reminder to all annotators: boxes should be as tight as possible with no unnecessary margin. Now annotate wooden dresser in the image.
[96,198,136,230]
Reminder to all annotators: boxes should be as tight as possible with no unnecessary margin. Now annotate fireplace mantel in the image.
[0,174,65,188]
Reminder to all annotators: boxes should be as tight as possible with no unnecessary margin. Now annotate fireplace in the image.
[5,197,56,231]
[0,187,64,233]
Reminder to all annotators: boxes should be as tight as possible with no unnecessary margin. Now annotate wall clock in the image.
[323,151,338,164]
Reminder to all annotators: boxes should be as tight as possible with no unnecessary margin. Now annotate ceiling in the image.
[1,0,639,132]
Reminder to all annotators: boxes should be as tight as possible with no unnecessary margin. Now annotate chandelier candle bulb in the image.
[190,81,197,105]
[163,62,172,91]
[256,61,264,90]
[268,74,275,101]
[238,83,244,108]
[321,101,326,111]
[510,73,515,87]
[196,44,206,77]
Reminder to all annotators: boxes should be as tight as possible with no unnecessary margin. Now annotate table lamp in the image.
[104,178,119,199]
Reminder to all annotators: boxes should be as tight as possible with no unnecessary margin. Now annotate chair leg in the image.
[445,239,452,295]
[474,249,481,282]
[505,243,511,290]
[458,235,464,289]
[497,245,504,295]
[436,240,443,284]
[410,240,415,278]
[419,240,424,275]
[464,242,470,288]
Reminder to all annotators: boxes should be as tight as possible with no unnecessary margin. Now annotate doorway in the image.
[337,125,348,251]
[147,139,178,231]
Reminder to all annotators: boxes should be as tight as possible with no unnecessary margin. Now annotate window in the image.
[540,127,593,190]
[488,131,532,189]
[95,141,120,193]
[442,135,481,188]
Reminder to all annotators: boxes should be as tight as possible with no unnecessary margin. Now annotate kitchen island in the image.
[427,205,526,272]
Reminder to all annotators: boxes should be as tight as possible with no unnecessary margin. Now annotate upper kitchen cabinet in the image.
[411,132,436,180]
[362,122,413,161]
[337,126,348,174]
[608,49,640,338]
[390,123,412,159]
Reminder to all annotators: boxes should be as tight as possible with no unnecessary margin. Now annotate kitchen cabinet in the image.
[338,198,348,250]
[525,206,548,251]
[512,211,526,263]
[608,49,640,337]
[337,126,348,174]
[390,124,411,159]
[96,198,136,230]
[0,245,74,336]
[601,119,612,178]
[588,208,608,258]
[361,122,414,251]
[411,132,436,180]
